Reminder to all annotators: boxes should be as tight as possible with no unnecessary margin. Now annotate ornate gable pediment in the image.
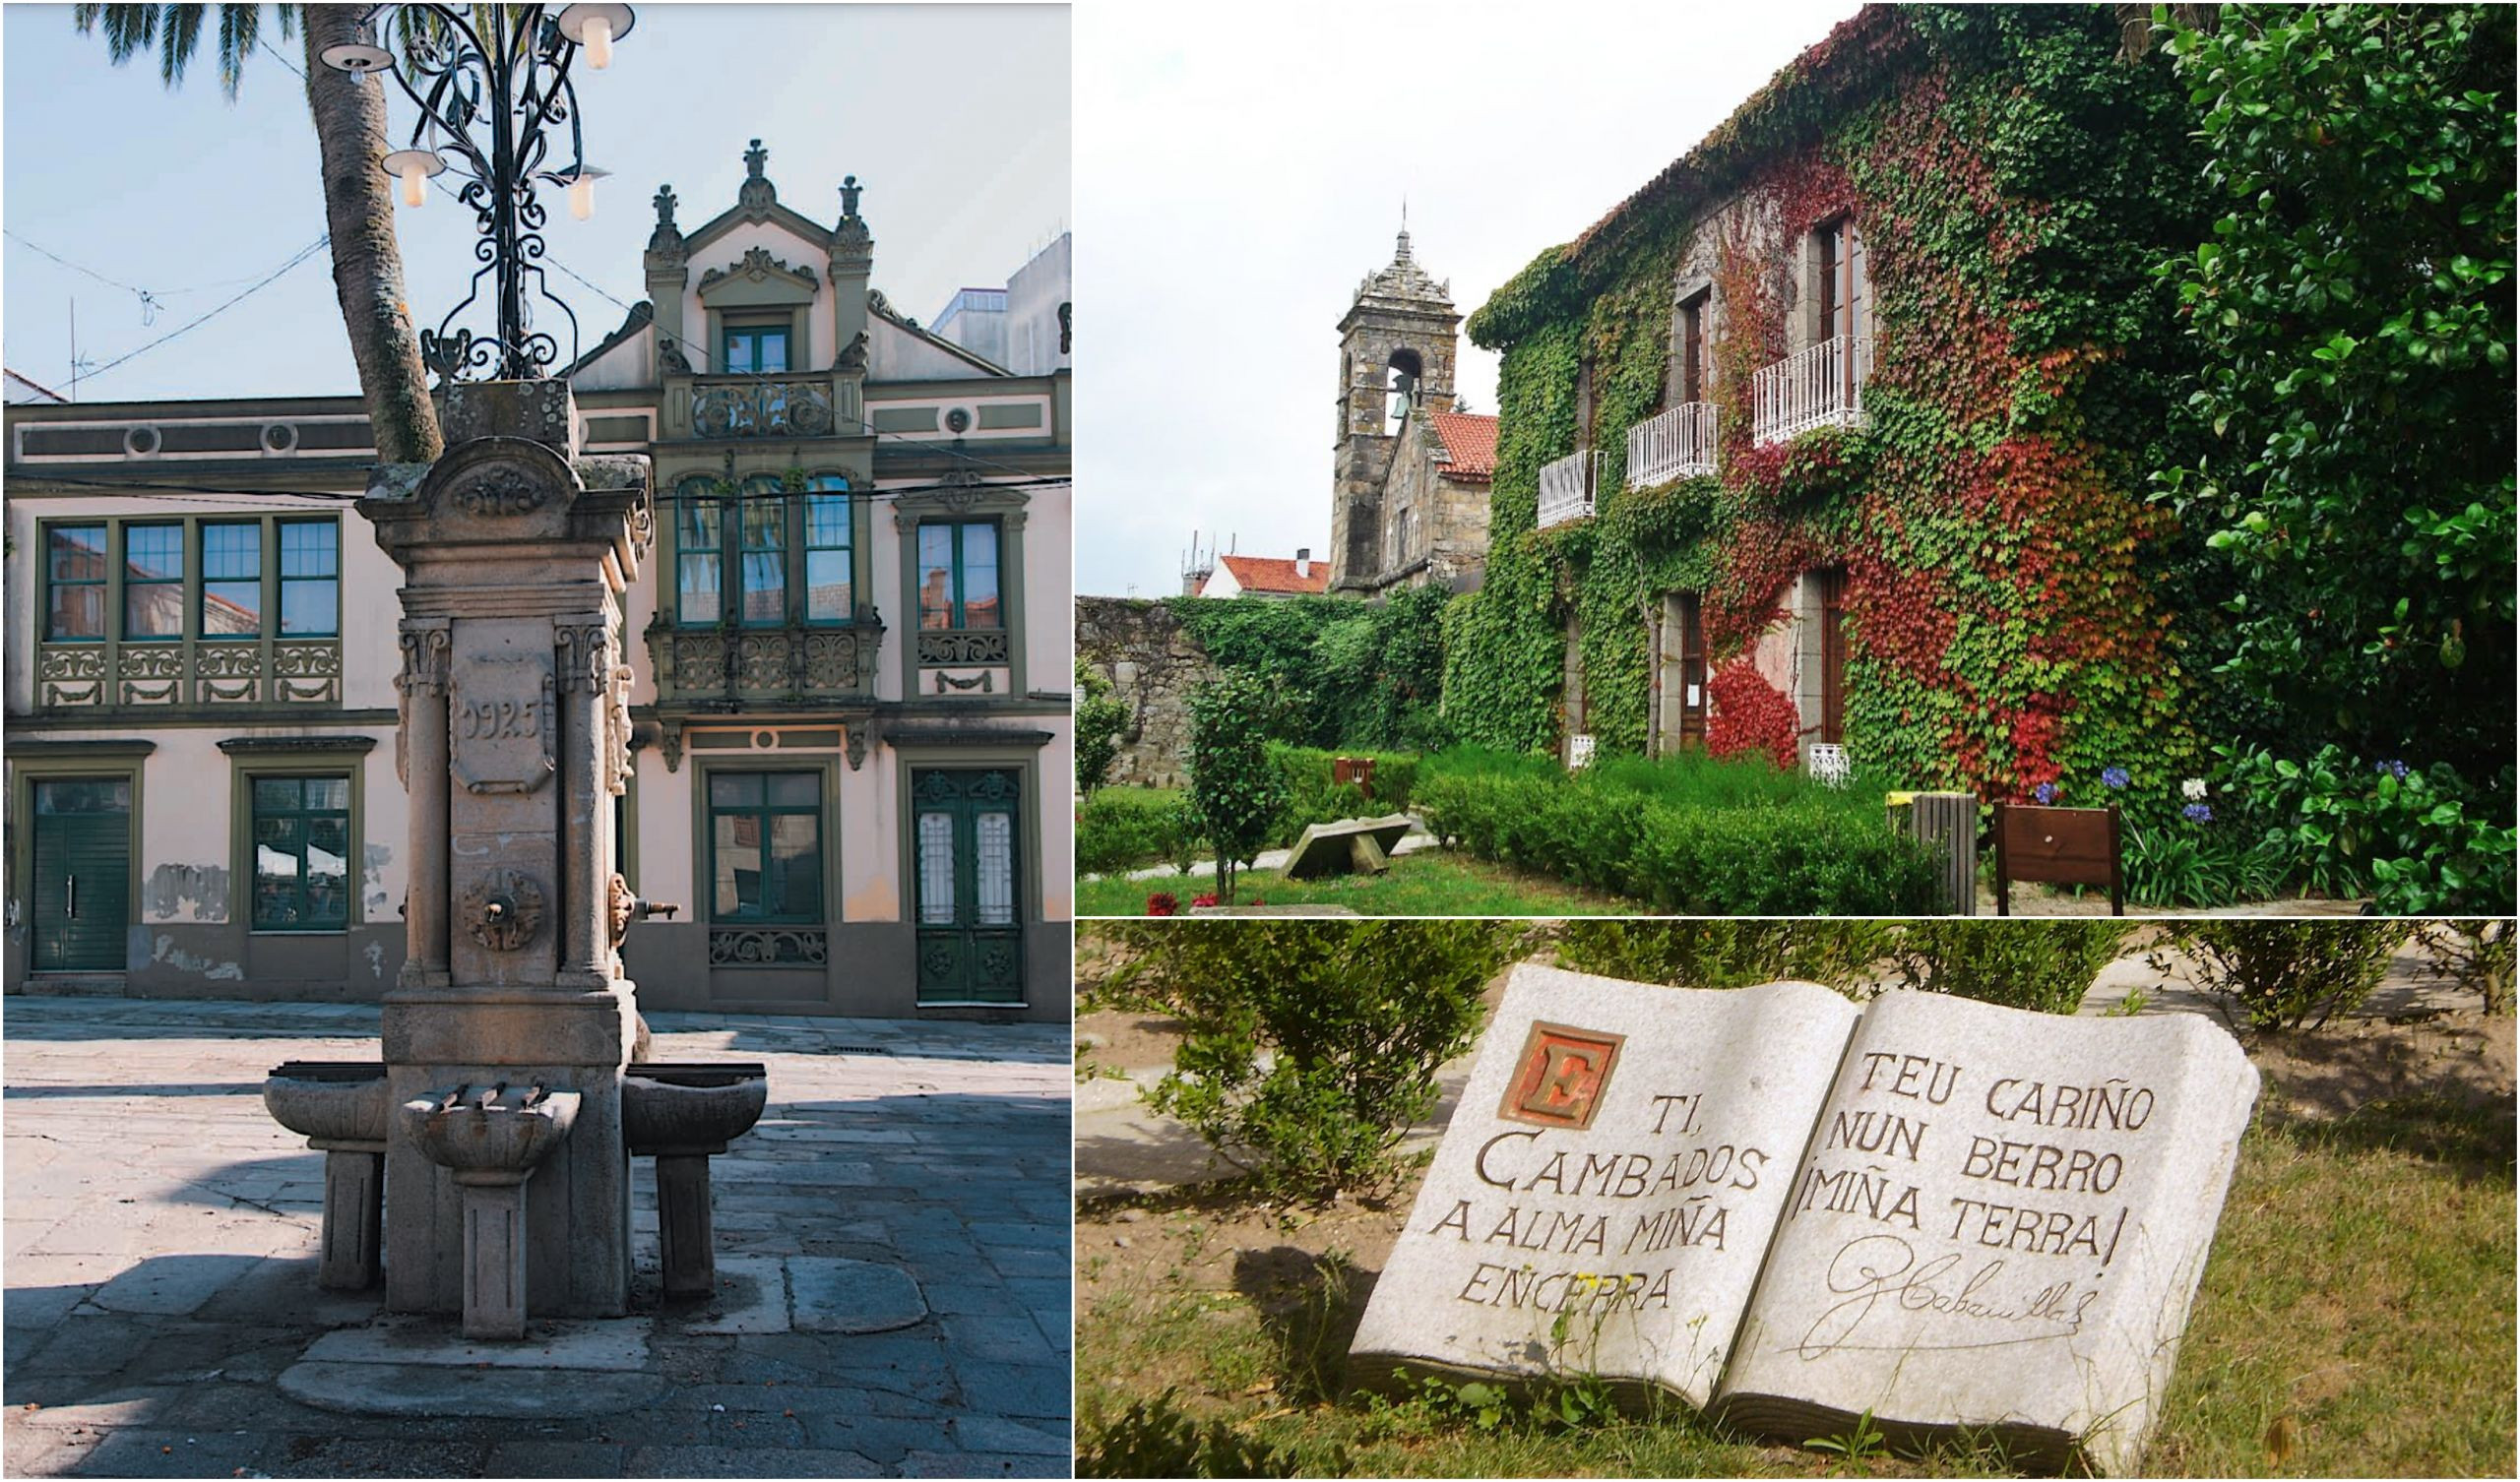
[698,246,819,302]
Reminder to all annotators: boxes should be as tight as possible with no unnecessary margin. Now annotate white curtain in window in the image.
[917,812,957,924]
[976,813,1015,926]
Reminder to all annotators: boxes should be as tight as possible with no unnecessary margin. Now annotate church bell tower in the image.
[1329,226,1459,591]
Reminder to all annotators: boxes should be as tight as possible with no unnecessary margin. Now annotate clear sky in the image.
[1073,0,1858,597]
[2,2,1070,403]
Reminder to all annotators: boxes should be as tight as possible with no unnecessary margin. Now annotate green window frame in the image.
[278,520,341,637]
[723,324,789,375]
[803,474,853,625]
[40,516,339,645]
[200,521,264,639]
[916,520,1001,631]
[736,474,787,627]
[121,524,185,641]
[44,523,109,641]
[706,771,823,924]
[675,477,724,626]
[671,472,861,629]
[250,774,353,932]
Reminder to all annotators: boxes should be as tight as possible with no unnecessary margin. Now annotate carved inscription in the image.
[450,467,550,518]
[451,652,556,795]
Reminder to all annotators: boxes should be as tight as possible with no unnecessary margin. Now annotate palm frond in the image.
[216,3,259,99]
[159,4,205,87]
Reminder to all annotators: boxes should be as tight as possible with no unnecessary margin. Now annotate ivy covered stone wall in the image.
[1443,6,2211,803]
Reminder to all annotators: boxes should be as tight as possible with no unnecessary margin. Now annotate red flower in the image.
[1190,893,1220,909]
[1145,893,1178,917]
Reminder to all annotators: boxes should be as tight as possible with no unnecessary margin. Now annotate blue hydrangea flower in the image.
[2375,759,2409,780]
[2035,782,2058,806]
[2182,802,2213,823]
[2102,766,2129,790]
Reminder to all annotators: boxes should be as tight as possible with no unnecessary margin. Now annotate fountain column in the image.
[358,380,653,1321]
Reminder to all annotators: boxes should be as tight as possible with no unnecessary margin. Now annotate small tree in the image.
[1108,920,1518,1199]
[1075,656,1126,795]
[1185,670,1288,904]
[2417,918,2514,1014]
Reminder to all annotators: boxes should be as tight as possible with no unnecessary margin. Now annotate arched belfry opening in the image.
[1384,347,1425,434]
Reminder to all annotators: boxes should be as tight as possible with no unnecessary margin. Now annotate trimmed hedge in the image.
[1076,788,1197,878]
[1416,762,1939,915]
[1265,745,1420,848]
[1077,749,1427,877]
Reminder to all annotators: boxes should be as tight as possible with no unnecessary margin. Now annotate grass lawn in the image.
[1075,847,1642,918]
[1075,1092,2516,1477]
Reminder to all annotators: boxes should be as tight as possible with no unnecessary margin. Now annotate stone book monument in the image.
[1349,963,2260,1475]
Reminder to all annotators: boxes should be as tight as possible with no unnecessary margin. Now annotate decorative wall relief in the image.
[461,867,546,953]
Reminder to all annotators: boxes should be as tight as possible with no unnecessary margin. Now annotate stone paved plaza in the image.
[3,996,1072,1478]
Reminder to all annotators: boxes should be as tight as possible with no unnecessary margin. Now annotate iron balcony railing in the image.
[1537,450,1603,529]
[1752,335,1872,446]
[1626,401,1719,488]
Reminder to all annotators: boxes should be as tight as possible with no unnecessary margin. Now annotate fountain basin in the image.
[265,1061,392,1147]
[622,1062,768,1154]
[400,1083,582,1183]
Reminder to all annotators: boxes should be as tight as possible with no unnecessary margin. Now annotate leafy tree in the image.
[1105,920,1518,1199]
[2155,4,2515,772]
[1075,656,1127,795]
[76,3,451,463]
[1184,670,1289,905]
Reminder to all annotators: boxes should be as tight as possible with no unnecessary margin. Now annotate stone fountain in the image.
[254,380,775,1343]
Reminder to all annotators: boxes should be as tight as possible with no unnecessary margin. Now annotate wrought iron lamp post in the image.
[322,4,635,383]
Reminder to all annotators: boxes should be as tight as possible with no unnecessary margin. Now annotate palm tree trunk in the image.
[299,6,440,463]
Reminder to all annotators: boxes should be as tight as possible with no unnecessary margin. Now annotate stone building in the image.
[1446,6,2210,797]
[1327,229,1468,593]
[1366,405,1495,594]
[3,141,1071,1019]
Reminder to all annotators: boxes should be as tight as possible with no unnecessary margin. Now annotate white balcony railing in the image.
[1752,335,1872,446]
[1537,450,1602,529]
[1626,401,1719,488]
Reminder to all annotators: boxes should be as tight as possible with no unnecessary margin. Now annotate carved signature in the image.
[1794,1234,2096,1358]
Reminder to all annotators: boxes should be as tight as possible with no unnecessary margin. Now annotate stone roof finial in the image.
[738,139,777,213]
[646,184,685,263]
[841,174,862,220]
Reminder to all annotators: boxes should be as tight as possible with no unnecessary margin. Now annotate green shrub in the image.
[1079,1389,1308,1478]
[1553,920,1893,994]
[1077,656,1128,795]
[1416,754,1939,916]
[1186,672,1291,904]
[2159,921,2404,1031]
[2222,745,2517,913]
[1889,921,2135,1016]
[1104,920,1518,1199]
[1076,788,1197,877]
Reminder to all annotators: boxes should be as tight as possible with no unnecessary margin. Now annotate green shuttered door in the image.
[31,778,131,971]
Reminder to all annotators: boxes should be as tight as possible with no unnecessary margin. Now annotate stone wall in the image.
[1075,596,1219,789]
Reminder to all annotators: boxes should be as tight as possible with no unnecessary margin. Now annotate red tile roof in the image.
[1427,410,1498,481]
[1216,553,1331,595]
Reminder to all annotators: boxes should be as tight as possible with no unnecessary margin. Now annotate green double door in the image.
[912,768,1024,1005]
[30,778,131,972]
